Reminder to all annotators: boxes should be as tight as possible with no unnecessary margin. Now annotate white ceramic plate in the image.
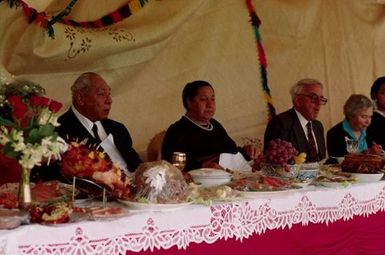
[316,181,352,188]
[117,200,193,211]
[239,189,299,198]
[348,172,384,183]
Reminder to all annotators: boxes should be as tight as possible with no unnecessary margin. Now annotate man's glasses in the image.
[297,93,328,105]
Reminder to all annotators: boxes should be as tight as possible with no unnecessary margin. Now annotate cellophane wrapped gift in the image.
[133,160,188,203]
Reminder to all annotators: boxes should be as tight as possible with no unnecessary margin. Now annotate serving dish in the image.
[189,168,232,187]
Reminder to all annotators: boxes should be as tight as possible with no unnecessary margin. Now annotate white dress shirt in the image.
[71,106,130,175]
[294,109,319,152]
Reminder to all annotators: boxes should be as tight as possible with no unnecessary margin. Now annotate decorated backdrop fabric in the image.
[1,0,385,158]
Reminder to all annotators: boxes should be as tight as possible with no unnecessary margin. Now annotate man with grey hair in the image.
[263,78,327,162]
[56,72,142,175]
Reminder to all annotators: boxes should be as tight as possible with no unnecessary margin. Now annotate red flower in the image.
[48,100,62,113]
[7,96,27,120]
[7,96,22,106]
[29,95,41,106]
[29,95,50,107]
[40,97,50,107]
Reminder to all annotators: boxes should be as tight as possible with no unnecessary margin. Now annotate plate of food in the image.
[29,201,74,225]
[313,170,357,188]
[0,181,76,209]
[31,181,76,203]
[337,153,385,183]
[187,184,244,205]
[118,199,192,211]
[228,172,300,195]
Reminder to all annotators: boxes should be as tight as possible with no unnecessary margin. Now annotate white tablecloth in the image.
[1,181,384,254]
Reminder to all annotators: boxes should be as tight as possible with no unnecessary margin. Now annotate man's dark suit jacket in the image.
[263,108,326,162]
[56,108,142,172]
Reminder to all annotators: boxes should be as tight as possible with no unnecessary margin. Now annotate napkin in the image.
[100,134,130,175]
[219,152,252,171]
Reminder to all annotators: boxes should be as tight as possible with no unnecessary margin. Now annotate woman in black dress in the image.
[162,80,258,171]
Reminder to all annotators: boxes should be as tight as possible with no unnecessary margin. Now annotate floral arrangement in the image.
[0,80,66,170]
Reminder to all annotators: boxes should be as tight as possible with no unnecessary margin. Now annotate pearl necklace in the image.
[184,115,213,131]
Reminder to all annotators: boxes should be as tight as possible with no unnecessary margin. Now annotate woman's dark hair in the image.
[370,76,385,100]
[182,80,213,110]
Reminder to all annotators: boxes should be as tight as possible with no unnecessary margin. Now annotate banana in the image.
[294,152,307,164]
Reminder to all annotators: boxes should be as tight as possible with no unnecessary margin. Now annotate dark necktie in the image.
[92,123,102,143]
[306,122,318,162]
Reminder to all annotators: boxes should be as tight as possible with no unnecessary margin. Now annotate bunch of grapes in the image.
[265,139,298,166]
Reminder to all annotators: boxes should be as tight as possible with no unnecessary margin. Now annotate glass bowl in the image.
[260,163,300,179]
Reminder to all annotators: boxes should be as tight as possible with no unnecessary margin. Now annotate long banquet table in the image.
[1,181,385,255]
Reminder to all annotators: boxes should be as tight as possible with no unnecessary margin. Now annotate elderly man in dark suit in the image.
[31,72,142,181]
[263,78,327,162]
[56,72,142,174]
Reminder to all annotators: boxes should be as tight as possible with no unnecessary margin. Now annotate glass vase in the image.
[18,166,32,210]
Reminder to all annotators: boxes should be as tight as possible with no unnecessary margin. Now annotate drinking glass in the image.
[345,137,358,153]
[172,152,186,171]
